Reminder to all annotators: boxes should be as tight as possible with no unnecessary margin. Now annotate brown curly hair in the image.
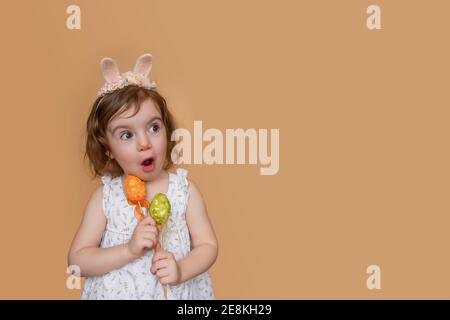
[84,85,177,179]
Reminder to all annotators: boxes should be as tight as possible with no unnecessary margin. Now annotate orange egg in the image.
[124,175,146,204]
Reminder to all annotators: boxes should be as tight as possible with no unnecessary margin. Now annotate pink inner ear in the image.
[101,59,120,82]
[134,54,152,77]
[136,63,150,75]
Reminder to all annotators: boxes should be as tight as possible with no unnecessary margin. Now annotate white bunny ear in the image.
[100,57,121,83]
[133,53,153,78]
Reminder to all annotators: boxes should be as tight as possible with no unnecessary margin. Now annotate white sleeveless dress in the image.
[81,168,215,300]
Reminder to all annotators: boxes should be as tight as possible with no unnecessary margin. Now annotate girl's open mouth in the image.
[141,158,155,172]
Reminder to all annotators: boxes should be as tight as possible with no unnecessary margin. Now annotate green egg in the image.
[150,193,171,225]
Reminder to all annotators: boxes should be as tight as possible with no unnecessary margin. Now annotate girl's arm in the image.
[68,186,136,277]
[177,180,219,283]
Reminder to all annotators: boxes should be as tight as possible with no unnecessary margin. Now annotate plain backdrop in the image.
[0,0,449,299]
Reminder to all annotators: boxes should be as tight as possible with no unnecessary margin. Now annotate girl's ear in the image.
[133,53,153,78]
[100,57,121,83]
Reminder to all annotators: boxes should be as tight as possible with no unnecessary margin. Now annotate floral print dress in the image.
[81,168,215,300]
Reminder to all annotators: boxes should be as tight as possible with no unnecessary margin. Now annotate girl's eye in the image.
[149,123,160,133]
[120,131,133,140]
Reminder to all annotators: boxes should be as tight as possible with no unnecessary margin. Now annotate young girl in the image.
[68,54,218,299]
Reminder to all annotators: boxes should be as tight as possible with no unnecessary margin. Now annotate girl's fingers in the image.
[156,268,170,278]
[154,259,169,271]
[139,225,158,233]
[152,251,162,263]
[150,259,161,274]
[142,239,157,247]
[159,276,172,285]
[151,259,171,275]
[139,216,156,226]
[152,250,171,263]
[141,231,158,239]
[142,239,155,249]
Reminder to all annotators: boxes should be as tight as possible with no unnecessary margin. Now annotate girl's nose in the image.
[138,135,152,151]
[139,143,150,151]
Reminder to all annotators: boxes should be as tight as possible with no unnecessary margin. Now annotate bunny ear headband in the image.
[96,53,157,97]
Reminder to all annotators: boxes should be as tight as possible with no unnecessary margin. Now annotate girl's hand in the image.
[127,216,159,259]
[150,249,181,286]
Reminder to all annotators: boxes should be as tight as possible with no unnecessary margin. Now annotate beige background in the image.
[0,0,449,299]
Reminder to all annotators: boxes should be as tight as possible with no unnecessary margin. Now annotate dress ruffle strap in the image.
[176,168,189,187]
[174,168,190,220]
[101,175,112,218]
[101,175,112,185]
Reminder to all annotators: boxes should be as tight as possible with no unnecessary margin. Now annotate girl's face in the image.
[106,98,167,181]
